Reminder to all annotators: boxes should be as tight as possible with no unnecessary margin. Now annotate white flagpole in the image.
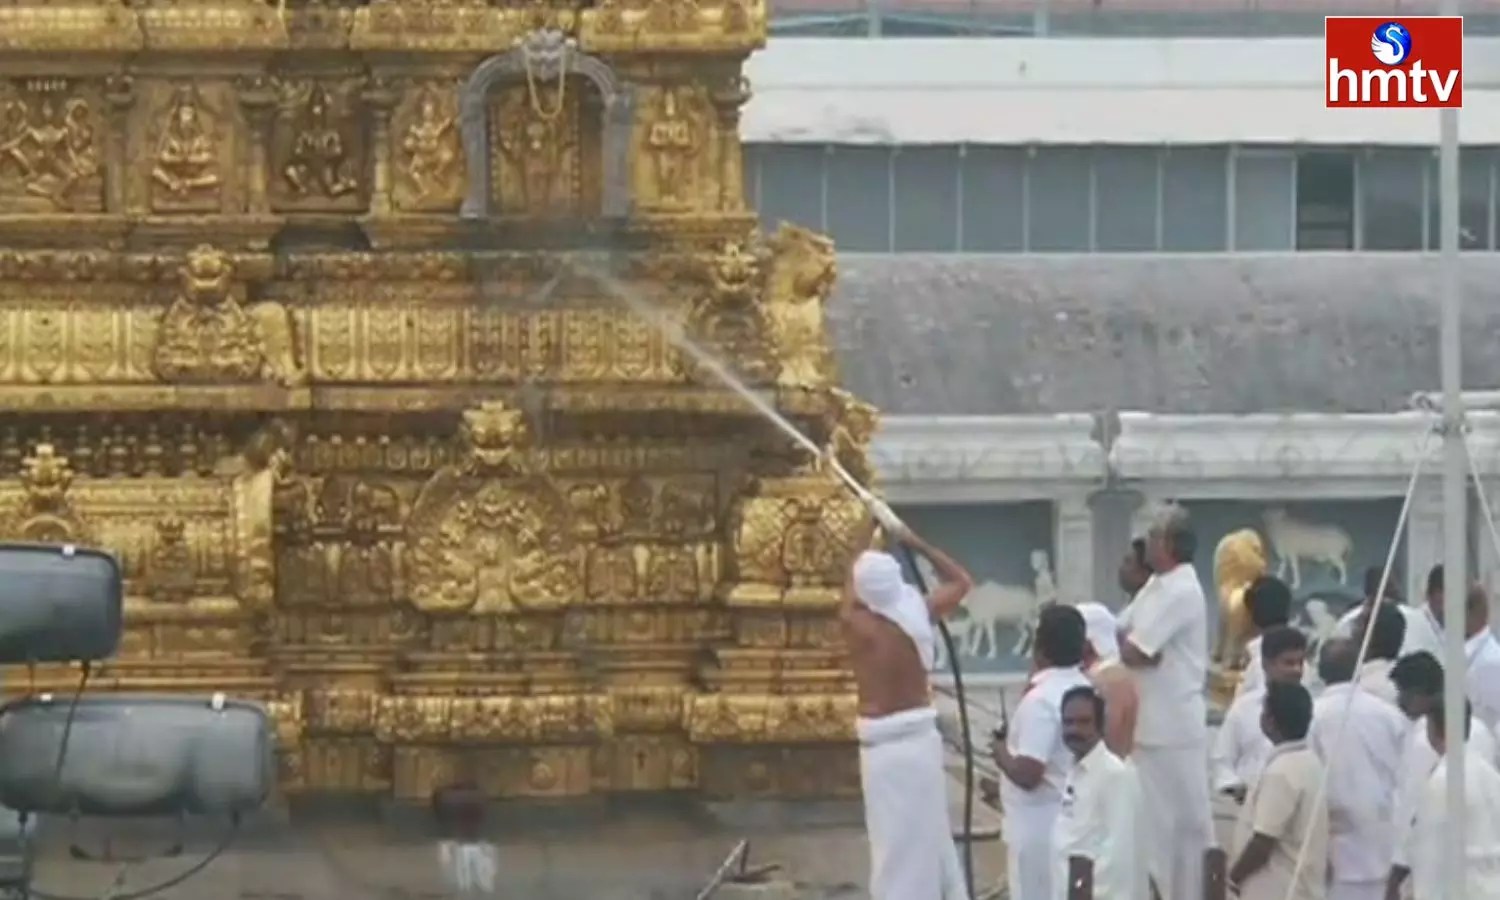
[1438,3,1467,899]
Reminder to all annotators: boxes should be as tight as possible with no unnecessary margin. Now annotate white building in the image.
[747,37,1500,681]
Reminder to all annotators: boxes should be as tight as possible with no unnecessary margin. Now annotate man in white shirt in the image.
[1346,602,1408,707]
[1213,626,1310,799]
[1428,579,1500,731]
[1387,648,1500,882]
[991,605,1092,900]
[1117,504,1213,900]
[1332,567,1442,665]
[1231,576,1295,704]
[1390,699,1500,900]
[1228,681,1329,900]
[1052,685,1147,900]
[1309,637,1410,900]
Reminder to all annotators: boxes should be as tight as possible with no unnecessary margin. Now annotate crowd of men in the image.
[842,502,1500,900]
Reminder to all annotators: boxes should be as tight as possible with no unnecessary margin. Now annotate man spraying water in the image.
[844,499,974,900]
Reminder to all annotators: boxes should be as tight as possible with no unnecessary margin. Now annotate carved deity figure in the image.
[405,402,581,614]
[494,91,577,217]
[822,388,879,488]
[149,517,197,604]
[400,88,459,205]
[5,444,86,543]
[152,86,221,210]
[153,244,305,386]
[761,223,837,390]
[285,86,356,198]
[647,87,695,209]
[707,237,761,309]
[1212,528,1270,668]
[0,94,97,209]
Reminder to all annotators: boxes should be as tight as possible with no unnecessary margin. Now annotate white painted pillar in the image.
[1054,490,1095,606]
[1407,483,1445,604]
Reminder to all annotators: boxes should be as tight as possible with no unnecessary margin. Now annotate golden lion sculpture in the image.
[1212,528,1269,668]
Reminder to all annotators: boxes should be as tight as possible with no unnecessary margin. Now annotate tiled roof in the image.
[828,254,1500,415]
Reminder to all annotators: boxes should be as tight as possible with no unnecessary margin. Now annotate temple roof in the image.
[827,253,1500,415]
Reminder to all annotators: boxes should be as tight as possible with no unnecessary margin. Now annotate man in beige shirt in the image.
[1230,680,1329,900]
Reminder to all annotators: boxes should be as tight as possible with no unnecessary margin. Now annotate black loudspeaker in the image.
[0,543,122,664]
[0,695,275,817]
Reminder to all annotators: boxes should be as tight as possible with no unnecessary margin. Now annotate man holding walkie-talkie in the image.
[990,604,1093,900]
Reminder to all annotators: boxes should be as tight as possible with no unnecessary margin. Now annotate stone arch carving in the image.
[459,29,635,220]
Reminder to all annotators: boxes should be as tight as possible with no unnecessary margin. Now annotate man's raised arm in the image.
[897,530,973,620]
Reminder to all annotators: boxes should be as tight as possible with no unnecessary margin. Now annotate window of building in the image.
[959,146,1027,252]
[1425,148,1496,250]
[753,144,825,234]
[1026,147,1092,252]
[824,145,892,251]
[1092,147,1160,252]
[1162,147,1229,251]
[1360,148,1426,251]
[1233,149,1295,250]
[1295,151,1355,250]
[893,145,960,252]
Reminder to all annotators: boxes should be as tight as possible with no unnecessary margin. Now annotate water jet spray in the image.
[564,258,980,900]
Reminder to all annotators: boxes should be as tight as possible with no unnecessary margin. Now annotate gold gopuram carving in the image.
[0,0,873,803]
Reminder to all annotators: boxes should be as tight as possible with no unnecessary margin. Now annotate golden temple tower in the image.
[0,0,876,802]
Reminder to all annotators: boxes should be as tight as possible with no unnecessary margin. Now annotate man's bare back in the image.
[844,605,932,718]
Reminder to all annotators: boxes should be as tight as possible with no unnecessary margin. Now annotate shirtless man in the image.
[843,510,974,900]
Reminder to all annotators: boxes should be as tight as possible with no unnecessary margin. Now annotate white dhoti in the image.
[1133,742,1213,900]
[859,706,970,900]
[1003,803,1058,900]
[438,841,497,895]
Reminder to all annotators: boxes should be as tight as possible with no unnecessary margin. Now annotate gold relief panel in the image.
[142,81,237,215]
[636,84,711,214]
[697,746,860,799]
[726,475,864,608]
[487,79,601,219]
[685,694,856,744]
[0,78,104,215]
[274,475,410,610]
[375,694,613,744]
[0,441,275,655]
[565,607,730,647]
[608,685,689,732]
[392,81,463,213]
[601,736,697,792]
[299,737,391,794]
[270,79,365,213]
[390,746,593,802]
[0,300,158,385]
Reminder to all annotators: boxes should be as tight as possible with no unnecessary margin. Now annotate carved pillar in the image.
[709,74,750,213]
[362,76,399,216]
[237,77,276,215]
[103,74,136,214]
[1406,483,1443,604]
[1091,488,1144,608]
[1054,490,1095,606]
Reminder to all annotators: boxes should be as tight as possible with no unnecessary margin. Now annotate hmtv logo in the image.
[1326,17,1463,108]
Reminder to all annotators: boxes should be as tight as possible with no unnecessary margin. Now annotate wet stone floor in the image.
[11,799,1007,900]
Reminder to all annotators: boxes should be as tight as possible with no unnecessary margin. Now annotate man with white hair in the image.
[1117,505,1214,900]
[843,509,974,900]
[1077,602,1137,758]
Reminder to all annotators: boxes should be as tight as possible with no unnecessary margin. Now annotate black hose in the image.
[898,546,976,900]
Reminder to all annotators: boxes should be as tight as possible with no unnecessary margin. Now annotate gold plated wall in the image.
[0,0,876,801]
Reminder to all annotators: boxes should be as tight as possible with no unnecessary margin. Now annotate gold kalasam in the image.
[0,1,872,801]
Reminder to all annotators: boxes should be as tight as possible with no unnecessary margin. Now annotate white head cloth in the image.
[1077,601,1120,661]
[852,550,936,670]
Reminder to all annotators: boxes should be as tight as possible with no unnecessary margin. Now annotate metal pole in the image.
[1439,2,1467,897]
